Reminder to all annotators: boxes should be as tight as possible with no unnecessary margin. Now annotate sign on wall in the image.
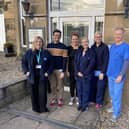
[28,28,45,43]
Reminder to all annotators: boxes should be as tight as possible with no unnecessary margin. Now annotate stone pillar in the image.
[104,0,129,106]
[14,0,21,55]
[4,0,21,56]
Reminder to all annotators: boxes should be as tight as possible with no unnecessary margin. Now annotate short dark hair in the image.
[71,32,79,38]
[53,29,61,35]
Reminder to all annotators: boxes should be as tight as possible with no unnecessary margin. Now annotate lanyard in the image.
[36,51,41,64]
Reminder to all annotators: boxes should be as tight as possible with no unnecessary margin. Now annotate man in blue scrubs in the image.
[107,27,129,122]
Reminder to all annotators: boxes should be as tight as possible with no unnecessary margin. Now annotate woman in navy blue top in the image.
[74,37,95,112]
[22,36,53,113]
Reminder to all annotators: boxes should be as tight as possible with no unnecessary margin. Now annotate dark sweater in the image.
[74,48,95,79]
[47,42,68,72]
[91,42,109,74]
[67,46,79,75]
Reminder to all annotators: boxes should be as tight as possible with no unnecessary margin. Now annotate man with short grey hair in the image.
[107,27,129,122]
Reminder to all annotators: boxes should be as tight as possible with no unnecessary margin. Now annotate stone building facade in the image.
[0,0,129,105]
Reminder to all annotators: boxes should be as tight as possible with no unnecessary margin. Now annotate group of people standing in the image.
[22,27,129,122]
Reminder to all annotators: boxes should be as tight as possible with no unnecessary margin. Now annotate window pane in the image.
[63,21,89,46]
[51,0,104,11]
[95,17,104,32]
[51,0,59,11]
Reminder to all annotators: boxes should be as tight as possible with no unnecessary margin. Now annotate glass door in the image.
[60,17,93,46]
[63,21,89,45]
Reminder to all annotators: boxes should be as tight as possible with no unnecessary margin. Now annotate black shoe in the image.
[81,107,88,112]
[45,108,49,112]
[77,106,82,111]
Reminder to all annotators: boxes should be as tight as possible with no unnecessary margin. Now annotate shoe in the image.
[58,98,63,107]
[76,97,79,105]
[81,107,89,112]
[76,101,79,105]
[45,108,49,112]
[50,98,56,106]
[68,97,74,106]
[110,115,118,123]
[89,102,95,105]
[95,104,102,110]
[77,105,82,111]
[107,107,113,113]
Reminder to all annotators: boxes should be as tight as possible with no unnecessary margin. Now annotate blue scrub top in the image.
[107,42,129,78]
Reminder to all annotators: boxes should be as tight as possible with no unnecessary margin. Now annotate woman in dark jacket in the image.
[22,36,53,113]
[74,37,95,112]
[67,33,80,105]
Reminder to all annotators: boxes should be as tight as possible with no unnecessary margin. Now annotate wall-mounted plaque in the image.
[28,28,45,43]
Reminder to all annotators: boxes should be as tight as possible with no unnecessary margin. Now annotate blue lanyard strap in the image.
[36,51,41,64]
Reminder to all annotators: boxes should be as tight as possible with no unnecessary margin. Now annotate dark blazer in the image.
[22,49,53,84]
[74,48,95,79]
[91,42,109,74]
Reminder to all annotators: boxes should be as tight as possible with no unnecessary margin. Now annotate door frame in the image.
[59,17,94,46]
[48,0,105,45]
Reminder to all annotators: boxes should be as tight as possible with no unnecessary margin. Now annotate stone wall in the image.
[4,0,48,55]
[104,0,129,106]
[0,79,28,108]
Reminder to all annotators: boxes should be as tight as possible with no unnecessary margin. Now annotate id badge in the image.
[94,70,101,77]
[36,65,41,69]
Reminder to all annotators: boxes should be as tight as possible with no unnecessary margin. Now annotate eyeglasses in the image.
[95,36,102,38]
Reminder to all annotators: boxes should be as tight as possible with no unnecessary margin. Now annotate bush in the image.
[4,42,14,48]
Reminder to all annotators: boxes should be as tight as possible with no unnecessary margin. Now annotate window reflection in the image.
[51,0,104,11]
[95,17,104,32]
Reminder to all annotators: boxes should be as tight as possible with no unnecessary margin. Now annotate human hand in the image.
[116,75,122,83]
[44,72,48,77]
[66,72,70,77]
[26,72,30,76]
[77,72,83,77]
[60,72,64,79]
[99,73,104,80]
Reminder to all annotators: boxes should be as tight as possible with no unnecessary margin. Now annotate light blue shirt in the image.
[107,42,129,78]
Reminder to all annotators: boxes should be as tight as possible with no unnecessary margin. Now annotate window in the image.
[95,16,104,32]
[51,0,104,11]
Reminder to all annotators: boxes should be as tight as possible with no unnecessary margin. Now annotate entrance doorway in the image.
[60,17,92,46]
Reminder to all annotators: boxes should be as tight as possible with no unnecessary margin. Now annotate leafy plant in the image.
[4,42,14,48]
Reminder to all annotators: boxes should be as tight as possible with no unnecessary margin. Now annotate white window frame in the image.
[48,0,105,45]
[0,14,6,51]
[19,0,26,48]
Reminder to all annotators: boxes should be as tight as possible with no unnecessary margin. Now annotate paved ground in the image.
[1,53,129,129]
[0,95,99,129]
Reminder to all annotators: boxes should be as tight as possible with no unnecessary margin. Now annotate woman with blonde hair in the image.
[22,36,53,113]
[74,37,95,112]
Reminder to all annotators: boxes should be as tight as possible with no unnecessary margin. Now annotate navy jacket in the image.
[47,42,68,72]
[22,49,53,84]
[91,42,109,74]
[74,48,95,79]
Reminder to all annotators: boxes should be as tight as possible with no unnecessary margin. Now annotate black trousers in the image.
[30,76,48,113]
[69,75,77,97]
[90,76,106,104]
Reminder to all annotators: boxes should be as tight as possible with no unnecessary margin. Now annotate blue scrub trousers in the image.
[108,77,125,117]
[76,77,90,109]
